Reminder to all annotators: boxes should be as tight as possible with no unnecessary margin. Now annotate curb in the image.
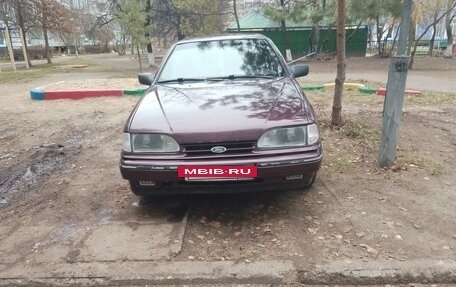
[302,83,380,95]
[297,259,456,285]
[123,88,147,96]
[30,88,147,100]
[302,84,325,91]
[0,260,296,286]
[377,87,421,96]
[1,259,455,286]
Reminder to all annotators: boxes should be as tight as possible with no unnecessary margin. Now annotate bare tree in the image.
[444,0,456,57]
[30,0,72,64]
[409,0,456,69]
[331,0,345,126]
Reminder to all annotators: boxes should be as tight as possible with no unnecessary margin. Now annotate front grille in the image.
[183,141,256,156]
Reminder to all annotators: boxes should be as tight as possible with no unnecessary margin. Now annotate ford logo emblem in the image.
[211,146,227,153]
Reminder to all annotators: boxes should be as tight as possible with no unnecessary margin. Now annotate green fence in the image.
[230,27,368,57]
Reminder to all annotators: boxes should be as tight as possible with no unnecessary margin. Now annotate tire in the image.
[129,180,146,196]
[303,173,317,188]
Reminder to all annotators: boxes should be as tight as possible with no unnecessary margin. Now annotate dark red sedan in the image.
[120,34,322,195]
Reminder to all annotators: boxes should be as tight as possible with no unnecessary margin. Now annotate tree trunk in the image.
[376,17,383,56]
[407,21,416,55]
[388,23,399,55]
[145,0,154,66]
[444,0,455,57]
[280,0,289,55]
[331,0,346,127]
[136,43,143,72]
[217,0,225,32]
[43,23,52,64]
[17,0,32,67]
[428,13,438,56]
[309,23,320,53]
[233,0,240,31]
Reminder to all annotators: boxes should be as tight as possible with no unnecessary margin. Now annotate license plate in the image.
[178,165,257,178]
[185,177,254,182]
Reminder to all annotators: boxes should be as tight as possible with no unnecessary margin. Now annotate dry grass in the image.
[0,58,117,84]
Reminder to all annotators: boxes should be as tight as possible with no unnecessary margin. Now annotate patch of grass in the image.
[0,69,48,84]
[0,58,117,84]
[301,80,385,108]
[405,91,456,106]
[302,79,455,108]
[396,153,444,175]
[341,119,380,142]
[324,155,353,172]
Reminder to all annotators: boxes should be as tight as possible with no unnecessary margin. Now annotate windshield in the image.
[157,39,285,82]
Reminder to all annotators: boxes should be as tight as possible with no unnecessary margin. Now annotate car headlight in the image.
[123,133,180,153]
[257,124,319,148]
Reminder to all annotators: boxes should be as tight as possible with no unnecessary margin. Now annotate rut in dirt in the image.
[0,139,82,208]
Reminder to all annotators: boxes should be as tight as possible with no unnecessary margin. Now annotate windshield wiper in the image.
[208,74,276,80]
[157,78,207,84]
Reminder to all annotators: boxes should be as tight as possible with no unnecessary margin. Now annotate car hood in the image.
[128,78,314,143]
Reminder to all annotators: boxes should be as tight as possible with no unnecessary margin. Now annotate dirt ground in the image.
[0,54,455,283]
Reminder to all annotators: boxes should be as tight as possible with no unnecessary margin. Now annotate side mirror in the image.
[138,73,154,86]
[289,64,309,78]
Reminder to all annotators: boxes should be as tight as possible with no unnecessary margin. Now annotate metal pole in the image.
[4,27,17,72]
[18,26,30,69]
[378,0,413,167]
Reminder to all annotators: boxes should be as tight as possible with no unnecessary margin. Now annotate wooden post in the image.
[4,27,17,72]
[378,0,413,167]
[18,26,29,69]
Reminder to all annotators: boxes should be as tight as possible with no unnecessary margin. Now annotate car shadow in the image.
[131,185,315,226]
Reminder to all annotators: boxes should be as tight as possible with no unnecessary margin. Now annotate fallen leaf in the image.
[359,244,379,256]
[307,228,318,235]
[208,221,221,229]
[356,232,365,238]
[263,228,272,234]
[343,227,352,233]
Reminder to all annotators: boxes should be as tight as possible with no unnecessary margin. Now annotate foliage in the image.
[115,0,148,46]
[349,0,402,57]
[264,0,337,54]
[150,0,220,40]
[115,0,149,70]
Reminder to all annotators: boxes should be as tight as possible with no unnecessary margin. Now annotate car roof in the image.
[176,34,268,44]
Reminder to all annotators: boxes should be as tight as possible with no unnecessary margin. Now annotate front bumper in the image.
[120,148,322,195]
